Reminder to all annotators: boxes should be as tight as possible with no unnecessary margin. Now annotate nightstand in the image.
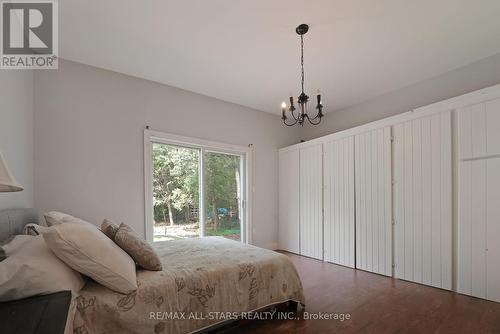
[0,290,72,334]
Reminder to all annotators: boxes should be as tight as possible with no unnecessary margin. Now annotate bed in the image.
[0,209,305,334]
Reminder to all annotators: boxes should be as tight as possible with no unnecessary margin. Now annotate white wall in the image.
[34,60,300,249]
[0,71,34,210]
[301,53,500,140]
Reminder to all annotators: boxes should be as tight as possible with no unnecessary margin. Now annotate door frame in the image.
[143,129,253,243]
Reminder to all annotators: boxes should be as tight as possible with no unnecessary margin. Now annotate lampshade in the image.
[0,152,23,192]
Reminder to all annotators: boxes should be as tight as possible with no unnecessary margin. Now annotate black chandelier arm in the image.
[282,106,301,126]
[301,108,323,124]
[290,106,300,121]
[307,114,323,125]
[308,108,323,121]
[283,116,300,127]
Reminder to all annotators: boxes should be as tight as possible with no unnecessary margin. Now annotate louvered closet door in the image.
[393,111,452,290]
[354,127,392,276]
[323,136,355,268]
[299,144,323,260]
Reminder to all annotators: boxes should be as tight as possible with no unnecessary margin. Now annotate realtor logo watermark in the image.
[1,0,58,69]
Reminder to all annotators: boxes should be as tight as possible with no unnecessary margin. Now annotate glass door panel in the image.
[152,143,200,241]
[204,151,242,241]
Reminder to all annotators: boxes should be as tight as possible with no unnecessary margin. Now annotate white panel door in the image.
[393,111,452,290]
[299,144,323,260]
[278,149,300,254]
[323,136,355,268]
[354,127,392,276]
[486,158,500,303]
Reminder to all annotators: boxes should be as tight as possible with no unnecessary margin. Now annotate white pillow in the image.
[0,235,85,301]
[43,223,137,294]
[44,211,96,228]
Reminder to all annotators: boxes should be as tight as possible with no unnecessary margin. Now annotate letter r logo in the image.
[2,2,53,54]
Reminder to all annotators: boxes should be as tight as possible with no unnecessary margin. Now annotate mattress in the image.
[73,237,304,334]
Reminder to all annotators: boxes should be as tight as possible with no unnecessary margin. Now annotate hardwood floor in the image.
[228,252,500,334]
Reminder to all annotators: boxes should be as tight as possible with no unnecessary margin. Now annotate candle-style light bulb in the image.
[281,102,287,120]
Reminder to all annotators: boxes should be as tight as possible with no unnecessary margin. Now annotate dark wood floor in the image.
[228,252,500,334]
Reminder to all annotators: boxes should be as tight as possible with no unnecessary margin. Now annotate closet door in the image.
[299,144,323,260]
[393,111,452,290]
[278,149,300,253]
[354,127,392,276]
[323,136,355,268]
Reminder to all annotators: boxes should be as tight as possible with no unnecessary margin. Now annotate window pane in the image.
[204,151,242,241]
[152,143,200,241]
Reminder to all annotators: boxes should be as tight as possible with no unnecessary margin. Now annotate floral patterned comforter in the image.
[73,237,304,334]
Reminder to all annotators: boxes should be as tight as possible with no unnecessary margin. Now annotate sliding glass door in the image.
[204,151,242,241]
[146,134,249,243]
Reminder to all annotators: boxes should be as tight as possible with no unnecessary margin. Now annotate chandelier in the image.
[281,24,324,126]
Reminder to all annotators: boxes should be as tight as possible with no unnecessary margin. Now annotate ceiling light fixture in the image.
[281,24,323,126]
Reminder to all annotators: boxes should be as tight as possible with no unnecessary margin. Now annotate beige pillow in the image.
[43,223,137,294]
[44,211,96,228]
[0,235,85,301]
[115,223,163,271]
[101,219,119,240]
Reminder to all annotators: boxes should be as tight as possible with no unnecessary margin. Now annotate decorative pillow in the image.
[23,223,52,236]
[114,223,163,271]
[0,235,85,301]
[43,223,137,294]
[101,219,119,240]
[44,211,96,228]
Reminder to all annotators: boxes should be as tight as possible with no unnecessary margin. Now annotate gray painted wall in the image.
[0,71,34,210]
[34,60,300,249]
[301,53,500,140]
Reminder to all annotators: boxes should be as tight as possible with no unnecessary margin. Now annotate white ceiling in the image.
[60,0,500,115]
